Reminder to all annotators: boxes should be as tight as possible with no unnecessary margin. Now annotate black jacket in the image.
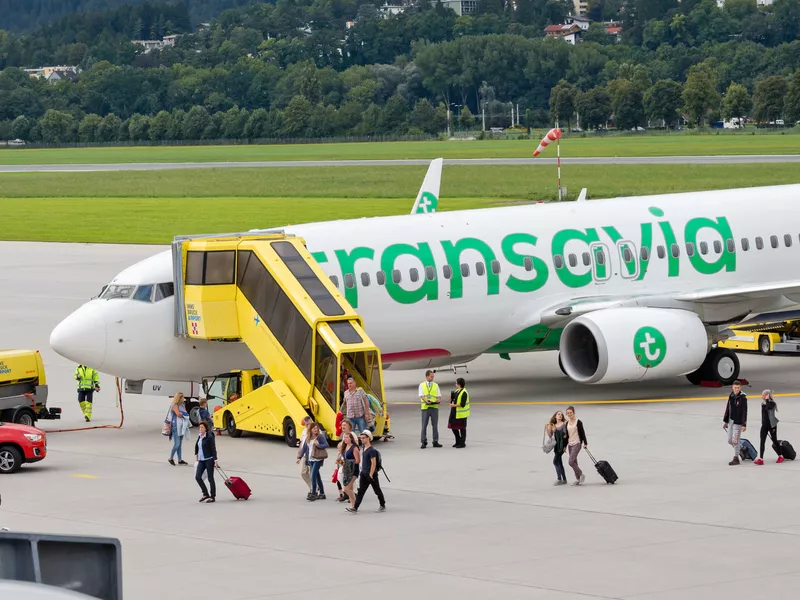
[761,400,778,428]
[194,433,217,461]
[723,392,748,426]
[568,419,587,446]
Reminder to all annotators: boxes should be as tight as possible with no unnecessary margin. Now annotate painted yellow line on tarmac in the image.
[70,474,99,479]
[389,391,800,406]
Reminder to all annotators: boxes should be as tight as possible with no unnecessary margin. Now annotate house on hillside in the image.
[544,23,582,45]
[430,0,477,16]
[24,65,80,83]
[131,34,179,54]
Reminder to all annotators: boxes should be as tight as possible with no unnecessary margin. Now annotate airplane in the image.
[49,160,800,390]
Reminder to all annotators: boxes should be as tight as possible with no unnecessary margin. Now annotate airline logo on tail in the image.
[411,158,443,214]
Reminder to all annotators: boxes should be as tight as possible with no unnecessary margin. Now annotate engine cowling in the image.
[559,308,709,384]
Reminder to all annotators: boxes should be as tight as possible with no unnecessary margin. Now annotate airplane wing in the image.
[410,158,443,214]
[539,281,800,329]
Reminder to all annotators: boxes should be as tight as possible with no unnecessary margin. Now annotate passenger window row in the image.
[331,260,504,289]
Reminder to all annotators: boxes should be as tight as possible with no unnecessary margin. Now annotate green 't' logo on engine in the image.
[633,326,667,368]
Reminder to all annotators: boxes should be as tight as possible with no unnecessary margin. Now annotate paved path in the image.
[4,241,800,599]
[1,154,799,172]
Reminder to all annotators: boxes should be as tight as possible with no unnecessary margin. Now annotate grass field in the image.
[3,163,800,244]
[0,131,799,165]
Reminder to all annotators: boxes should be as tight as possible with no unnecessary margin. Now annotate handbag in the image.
[311,443,329,461]
[161,407,172,436]
[542,426,556,454]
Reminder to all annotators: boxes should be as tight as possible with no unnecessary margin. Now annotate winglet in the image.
[577,188,588,202]
[411,158,443,214]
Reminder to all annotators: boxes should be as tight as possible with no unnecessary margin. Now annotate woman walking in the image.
[448,378,470,448]
[341,431,361,507]
[755,389,783,465]
[565,406,587,485]
[304,423,329,501]
[335,419,356,501]
[549,411,569,485]
[194,421,218,503]
[167,393,190,466]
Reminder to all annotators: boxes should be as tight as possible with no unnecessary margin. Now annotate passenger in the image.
[419,370,442,449]
[346,430,386,514]
[448,377,470,448]
[304,423,329,501]
[565,406,587,485]
[167,393,190,466]
[723,380,748,466]
[342,375,370,435]
[755,389,782,465]
[194,421,218,503]
[341,431,361,508]
[197,398,212,425]
[335,419,355,502]
[296,416,314,492]
[549,411,569,485]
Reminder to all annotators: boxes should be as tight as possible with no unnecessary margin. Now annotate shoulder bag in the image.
[542,425,556,454]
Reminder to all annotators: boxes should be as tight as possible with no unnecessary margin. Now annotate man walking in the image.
[296,416,313,491]
[74,364,100,422]
[346,430,385,514]
[723,380,748,465]
[342,375,370,434]
[419,370,442,449]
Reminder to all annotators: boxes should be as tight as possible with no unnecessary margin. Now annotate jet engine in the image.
[559,308,709,384]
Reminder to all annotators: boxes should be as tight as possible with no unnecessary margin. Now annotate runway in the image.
[0,154,798,172]
[3,241,800,600]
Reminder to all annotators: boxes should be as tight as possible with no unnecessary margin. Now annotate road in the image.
[1,154,799,172]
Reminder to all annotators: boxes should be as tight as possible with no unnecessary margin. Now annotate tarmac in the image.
[1,154,800,172]
[2,241,800,600]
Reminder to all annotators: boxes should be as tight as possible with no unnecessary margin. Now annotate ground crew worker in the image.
[419,370,442,449]
[75,364,100,422]
[448,377,470,448]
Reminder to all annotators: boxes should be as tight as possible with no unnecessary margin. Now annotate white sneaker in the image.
[579,474,586,485]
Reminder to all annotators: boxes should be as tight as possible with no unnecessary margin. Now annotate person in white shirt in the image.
[419,370,442,449]
[295,416,313,491]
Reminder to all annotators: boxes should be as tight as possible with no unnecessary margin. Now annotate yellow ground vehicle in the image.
[0,350,61,425]
[719,321,800,355]
[172,233,388,446]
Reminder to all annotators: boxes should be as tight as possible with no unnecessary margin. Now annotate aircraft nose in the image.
[50,302,108,369]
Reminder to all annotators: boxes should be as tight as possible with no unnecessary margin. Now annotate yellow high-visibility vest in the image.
[75,366,99,390]
[455,388,470,419]
[420,381,440,410]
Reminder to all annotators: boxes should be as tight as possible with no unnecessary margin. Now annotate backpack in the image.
[740,439,757,461]
[372,449,390,482]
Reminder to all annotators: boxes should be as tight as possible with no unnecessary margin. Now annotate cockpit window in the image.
[100,285,135,300]
[133,285,154,303]
[155,282,175,301]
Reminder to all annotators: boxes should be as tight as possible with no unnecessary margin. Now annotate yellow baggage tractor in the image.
[0,349,61,425]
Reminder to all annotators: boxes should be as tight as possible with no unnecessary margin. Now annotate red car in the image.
[0,422,46,473]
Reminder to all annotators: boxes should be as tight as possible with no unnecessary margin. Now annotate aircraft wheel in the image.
[225,413,242,438]
[708,348,740,385]
[759,336,772,355]
[283,417,297,447]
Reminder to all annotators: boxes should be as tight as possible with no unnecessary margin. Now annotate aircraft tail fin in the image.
[577,188,588,202]
[410,158,443,214]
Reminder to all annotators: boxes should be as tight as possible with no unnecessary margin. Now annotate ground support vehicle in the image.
[0,350,61,426]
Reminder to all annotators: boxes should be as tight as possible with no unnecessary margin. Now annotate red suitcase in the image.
[217,467,251,500]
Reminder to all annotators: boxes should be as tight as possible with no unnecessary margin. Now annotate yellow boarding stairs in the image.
[171,233,388,445]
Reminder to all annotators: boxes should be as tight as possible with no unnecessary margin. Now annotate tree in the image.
[786,69,800,125]
[721,82,751,120]
[149,110,172,141]
[11,115,32,140]
[612,80,646,130]
[78,114,103,142]
[682,63,720,126]
[244,108,270,139]
[410,98,439,134]
[127,113,149,141]
[578,88,612,129]
[459,106,476,129]
[182,106,211,140]
[97,114,122,142]
[380,93,409,134]
[38,109,75,143]
[753,76,788,124]
[549,79,577,129]
[644,79,683,128]
[282,96,313,137]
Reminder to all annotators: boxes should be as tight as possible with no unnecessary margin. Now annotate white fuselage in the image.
[50,185,800,383]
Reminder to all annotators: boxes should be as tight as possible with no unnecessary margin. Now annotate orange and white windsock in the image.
[532,128,562,157]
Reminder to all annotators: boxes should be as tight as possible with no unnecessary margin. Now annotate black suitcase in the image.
[585,449,618,484]
[779,440,796,460]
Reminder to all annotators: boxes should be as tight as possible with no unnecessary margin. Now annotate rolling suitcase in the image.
[778,440,796,460]
[739,439,757,461]
[585,449,618,484]
[217,467,252,500]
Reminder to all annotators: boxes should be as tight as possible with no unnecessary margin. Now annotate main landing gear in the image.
[686,348,740,386]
